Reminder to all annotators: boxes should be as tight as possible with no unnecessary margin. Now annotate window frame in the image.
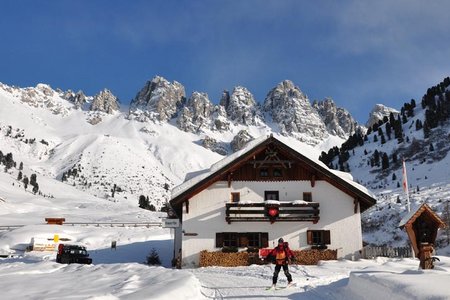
[306,230,331,247]
[264,190,279,201]
[273,168,283,177]
[216,232,269,248]
[259,168,269,178]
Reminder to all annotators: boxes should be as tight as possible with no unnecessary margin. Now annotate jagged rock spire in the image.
[130,76,186,122]
[264,80,328,145]
[90,89,120,114]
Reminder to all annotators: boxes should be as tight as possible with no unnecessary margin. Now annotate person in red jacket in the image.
[268,238,294,288]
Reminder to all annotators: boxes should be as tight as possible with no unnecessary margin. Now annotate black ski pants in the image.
[272,264,292,284]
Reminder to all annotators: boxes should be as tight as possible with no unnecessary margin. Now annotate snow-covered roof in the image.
[398,204,422,228]
[398,203,447,228]
[171,134,376,209]
[171,135,269,198]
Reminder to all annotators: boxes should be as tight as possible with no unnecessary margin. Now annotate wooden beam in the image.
[227,173,232,188]
[185,201,189,214]
[354,198,359,214]
[405,224,419,258]
[311,175,316,188]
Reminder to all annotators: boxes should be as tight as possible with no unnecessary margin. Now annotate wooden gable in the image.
[170,136,376,214]
[217,145,322,182]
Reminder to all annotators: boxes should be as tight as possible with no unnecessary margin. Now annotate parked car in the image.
[56,244,92,264]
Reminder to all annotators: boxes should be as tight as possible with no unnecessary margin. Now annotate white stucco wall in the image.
[179,180,362,267]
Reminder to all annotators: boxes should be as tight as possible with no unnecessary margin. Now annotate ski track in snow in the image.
[191,264,348,300]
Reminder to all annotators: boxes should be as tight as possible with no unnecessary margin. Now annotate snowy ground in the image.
[1,249,450,299]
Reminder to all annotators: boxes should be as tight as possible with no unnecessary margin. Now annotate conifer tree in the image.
[23,176,29,190]
[385,122,392,139]
[146,248,161,265]
[381,153,389,170]
[32,183,39,194]
[30,173,37,187]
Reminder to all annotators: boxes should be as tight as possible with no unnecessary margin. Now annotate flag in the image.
[402,159,409,194]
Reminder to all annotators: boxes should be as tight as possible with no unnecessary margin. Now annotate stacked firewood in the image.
[199,248,337,267]
[293,249,337,265]
[199,250,249,267]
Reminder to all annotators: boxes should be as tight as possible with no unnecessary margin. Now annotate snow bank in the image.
[0,260,203,300]
[342,257,450,300]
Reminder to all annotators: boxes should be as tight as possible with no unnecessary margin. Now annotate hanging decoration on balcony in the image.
[265,203,280,223]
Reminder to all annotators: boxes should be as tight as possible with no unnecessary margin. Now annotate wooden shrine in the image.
[399,203,447,269]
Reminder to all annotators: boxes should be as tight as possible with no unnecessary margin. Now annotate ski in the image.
[266,283,296,290]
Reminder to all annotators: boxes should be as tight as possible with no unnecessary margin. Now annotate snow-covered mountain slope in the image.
[0,83,224,209]
[323,78,450,248]
[0,81,350,210]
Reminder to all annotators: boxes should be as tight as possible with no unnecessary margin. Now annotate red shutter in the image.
[324,230,331,245]
[216,233,224,248]
[307,230,312,245]
[261,233,269,248]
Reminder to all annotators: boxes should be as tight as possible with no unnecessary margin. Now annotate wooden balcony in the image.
[225,202,319,224]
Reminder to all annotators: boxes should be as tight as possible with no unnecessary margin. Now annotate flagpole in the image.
[402,158,414,258]
[402,159,410,213]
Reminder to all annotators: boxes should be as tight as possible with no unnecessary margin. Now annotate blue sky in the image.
[1,0,449,123]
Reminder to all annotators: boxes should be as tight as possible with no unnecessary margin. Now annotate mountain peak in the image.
[264,80,328,145]
[90,89,120,114]
[130,75,186,122]
[313,97,359,139]
[366,104,399,128]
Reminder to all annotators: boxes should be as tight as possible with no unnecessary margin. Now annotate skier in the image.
[267,238,294,289]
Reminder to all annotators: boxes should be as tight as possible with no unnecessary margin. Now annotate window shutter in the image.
[261,233,269,248]
[307,230,312,245]
[216,233,224,248]
[324,230,331,245]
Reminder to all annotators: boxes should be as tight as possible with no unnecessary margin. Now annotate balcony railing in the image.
[225,202,319,224]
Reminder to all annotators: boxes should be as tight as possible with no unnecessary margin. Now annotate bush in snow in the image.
[146,248,161,265]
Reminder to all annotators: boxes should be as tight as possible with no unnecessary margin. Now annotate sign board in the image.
[31,238,56,251]
[162,218,180,228]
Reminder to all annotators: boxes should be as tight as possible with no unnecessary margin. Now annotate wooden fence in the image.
[0,222,162,231]
[362,246,412,259]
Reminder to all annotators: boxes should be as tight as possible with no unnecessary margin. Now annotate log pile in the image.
[293,249,337,265]
[199,248,337,267]
[199,250,249,267]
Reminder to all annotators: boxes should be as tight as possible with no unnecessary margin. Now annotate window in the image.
[216,232,269,248]
[303,192,312,202]
[231,192,240,203]
[307,230,331,247]
[273,168,283,177]
[265,191,279,201]
[260,168,269,177]
[221,232,238,247]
